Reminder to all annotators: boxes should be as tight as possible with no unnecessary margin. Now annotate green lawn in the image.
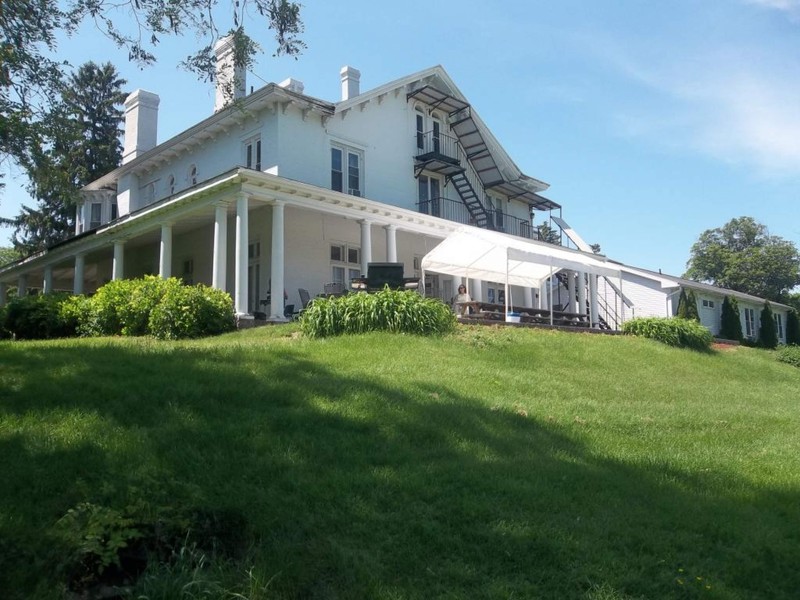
[1,325,799,599]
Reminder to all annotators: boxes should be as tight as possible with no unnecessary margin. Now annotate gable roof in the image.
[84,83,335,192]
[338,65,551,200]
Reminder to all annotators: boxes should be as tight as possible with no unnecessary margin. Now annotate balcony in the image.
[418,197,537,240]
[414,131,464,178]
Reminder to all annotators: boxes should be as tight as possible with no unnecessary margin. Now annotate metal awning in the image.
[487,182,560,210]
[407,85,470,115]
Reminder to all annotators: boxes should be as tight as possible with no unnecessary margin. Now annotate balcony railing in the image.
[418,196,537,240]
[415,131,460,163]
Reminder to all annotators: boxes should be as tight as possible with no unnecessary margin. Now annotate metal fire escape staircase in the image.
[409,85,560,233]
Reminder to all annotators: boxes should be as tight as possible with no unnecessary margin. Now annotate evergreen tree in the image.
[759,301,778,349]
[537,222,561,245]
[685,290,700,322]
[786,310,800,346]
[2,62,126,254]
[676,289,690,318]
[719,296,743,341]
[719,295,743,341]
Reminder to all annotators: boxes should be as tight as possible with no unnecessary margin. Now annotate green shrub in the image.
[2,293,79,339]
[719,295,743,341]
[148,284,236,340]
[80,278,134,336]
[759,301,778,349]
[621,317,713,351]
[786,309,800,345]
[299,288,456,338]
[0,304,9,339]
[78,277,234,339]
[776,345,800,368]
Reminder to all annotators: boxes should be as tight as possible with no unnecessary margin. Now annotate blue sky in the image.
[2,0,799,277]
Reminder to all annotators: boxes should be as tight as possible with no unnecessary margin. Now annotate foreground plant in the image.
[299,288,456,338]
[621,316,713,350]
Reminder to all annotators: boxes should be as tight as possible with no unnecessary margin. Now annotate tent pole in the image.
[619,272,624,327]
[504,249,510,316]
[420,268,426,297]
[549,264,554,327]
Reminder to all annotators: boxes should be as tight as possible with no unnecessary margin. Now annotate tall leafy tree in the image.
[2,62,126,253]
[1,0,304,183]
[684,217,800,302]
[0,246,19,266]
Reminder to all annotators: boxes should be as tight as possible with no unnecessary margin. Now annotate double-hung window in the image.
[744,307,756,338]
[244,136,262,171]
[331,145,363,197]
[774,313,784,339]
[330,243,361,286]
[89,202,102,229]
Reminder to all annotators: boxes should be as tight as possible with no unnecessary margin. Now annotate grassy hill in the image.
[1,325,799,599]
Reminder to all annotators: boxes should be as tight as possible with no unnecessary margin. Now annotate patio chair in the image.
[298,288,312,309]
[283,304,295,319]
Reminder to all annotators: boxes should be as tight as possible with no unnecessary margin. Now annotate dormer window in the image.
[244,136,262,171]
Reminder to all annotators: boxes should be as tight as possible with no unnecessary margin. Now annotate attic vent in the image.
[279,78,305,94]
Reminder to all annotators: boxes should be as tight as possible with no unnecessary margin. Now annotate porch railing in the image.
[418,197,536,240]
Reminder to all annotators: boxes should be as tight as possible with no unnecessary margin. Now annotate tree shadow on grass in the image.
[0,338,798,599]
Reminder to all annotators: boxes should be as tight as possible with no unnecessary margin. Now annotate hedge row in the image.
[299,288,456,338]
[621,316,713,351]
[776,346,800,368]
[1,276,235,340]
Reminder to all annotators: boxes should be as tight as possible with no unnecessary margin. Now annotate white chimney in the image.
[214,34,246,111]
[279,77,305,94]
[122,89,160,164]
[340,66,360,101]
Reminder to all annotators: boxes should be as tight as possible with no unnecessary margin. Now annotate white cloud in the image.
[582,32,800,178]
[745,0,800,12]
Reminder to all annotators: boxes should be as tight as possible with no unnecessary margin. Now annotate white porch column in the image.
[234,192,249,315]
[523,286,533,308]
[112,241,125,280]
[212,203,228,290]
[470,279,483,303]
[74,254,85,295]
[269,201,286,320]
[359,220,372,275]
[577,270,587,315]
[589,274,599,328]
[538,281,547,309]
[43,266,53,294]
[17,274,27,297]
[384,224,397,263]
[0,282,7,306]
[567,270,576,313]
[159,224,173,279]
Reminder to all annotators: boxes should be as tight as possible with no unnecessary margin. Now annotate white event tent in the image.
[420,227,623,324]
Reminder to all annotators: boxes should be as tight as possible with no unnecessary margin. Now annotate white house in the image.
[0,40,792,340]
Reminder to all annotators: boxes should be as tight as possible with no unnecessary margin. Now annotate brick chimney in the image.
[122,89,159,164]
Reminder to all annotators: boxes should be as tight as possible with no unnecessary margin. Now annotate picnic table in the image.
[465,302,591,327]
